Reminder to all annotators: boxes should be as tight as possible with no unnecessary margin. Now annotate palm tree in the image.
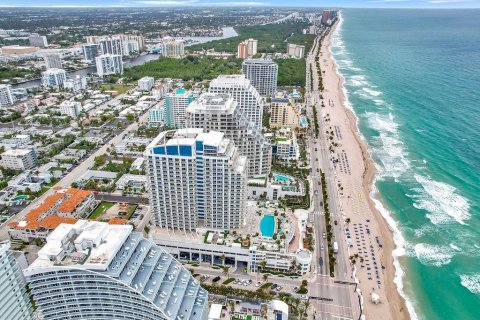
[262,273,269,282]
[219,254,226,266]
[222,266,230,279]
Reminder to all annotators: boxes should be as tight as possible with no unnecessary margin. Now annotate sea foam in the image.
[411,174,471,225]
[460,274,480,295]
[414,243,454,267]
[331,13,419,320]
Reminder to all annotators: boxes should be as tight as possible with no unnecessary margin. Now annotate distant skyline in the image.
[1,0,480,9]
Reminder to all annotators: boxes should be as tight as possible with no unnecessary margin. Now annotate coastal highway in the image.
[0,110,151,241]
[306,27,358,319]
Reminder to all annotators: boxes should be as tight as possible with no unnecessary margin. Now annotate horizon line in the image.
[1,5,480,8]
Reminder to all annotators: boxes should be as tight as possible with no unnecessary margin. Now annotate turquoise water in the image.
[273,173,291,182]
[332,9,480,320]
[260,215,275,238]
[300,116,308,127]
[12,195,28,201]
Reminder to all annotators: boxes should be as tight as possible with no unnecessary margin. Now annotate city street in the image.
[0,110,150,241]
[305,29,358,319]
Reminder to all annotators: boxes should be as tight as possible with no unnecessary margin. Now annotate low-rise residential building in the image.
[60,100,82,118]
[7,171,50,193]
[116,174,147,192]
[270,128,300,161]
[53,148,86,163]
[7,188,96,242]
[115,137,151,157]
[1,148,37,170]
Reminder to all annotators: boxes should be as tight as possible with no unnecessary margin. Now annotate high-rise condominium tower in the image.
[241,59,278,96]
[187,93,271,177]
[24,220,209,320]
[164,88,197,129]
[0,241,34,320]
[95,54,123,77]
[208,74,264,130]
[146,129,247,231]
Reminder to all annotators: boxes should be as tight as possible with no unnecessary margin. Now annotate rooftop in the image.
[2,148,33,157]
[31,220,132,270]
[187,93,235,114]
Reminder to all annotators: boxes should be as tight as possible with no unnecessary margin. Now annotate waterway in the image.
[12,53,161,89]
[13,26,239,90]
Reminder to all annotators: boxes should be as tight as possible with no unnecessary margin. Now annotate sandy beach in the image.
[318,22,410,320]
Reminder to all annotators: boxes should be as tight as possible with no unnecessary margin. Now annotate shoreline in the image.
[321,20,410,320]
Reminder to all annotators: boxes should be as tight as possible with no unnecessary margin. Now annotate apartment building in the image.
[162,38,185,58]
[187,92,271,177]
[138,76,155,91]
[242,59,278,96]
[28,33,48,47]
[164,88,197,128]
[60,101,82,118]
[8,188,96,242]
[41,68,67,89]
[82,43,100,63]
[270,90,300,128]
[0,242,34,320]
[95,54,123,77]
[209,74,263,129]
[1,148,37,170]
[145,129,247,231]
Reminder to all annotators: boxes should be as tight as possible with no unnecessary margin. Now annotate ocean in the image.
[330,9,480,320]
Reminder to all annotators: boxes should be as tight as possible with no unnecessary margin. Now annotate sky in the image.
[1,0,480,8]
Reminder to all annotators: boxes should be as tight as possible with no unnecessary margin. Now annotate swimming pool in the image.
[273,173,292,182]
[300,116,308,127]
[12,195,28,201]
[260,215,275,238]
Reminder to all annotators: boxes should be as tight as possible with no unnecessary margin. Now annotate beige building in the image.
[270,91,300,128]
[1,45,39,55]
[162,38,184,58]
[237,38,257,59]
[287,43,305,59]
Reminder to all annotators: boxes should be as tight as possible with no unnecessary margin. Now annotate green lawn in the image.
[90,202,115,219]
[260,282,273,290]
[99,84,131,94]
[223,278,235,285]
[124,204,137,220]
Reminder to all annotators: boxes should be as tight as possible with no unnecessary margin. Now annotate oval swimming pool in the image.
[259,215,275,238]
